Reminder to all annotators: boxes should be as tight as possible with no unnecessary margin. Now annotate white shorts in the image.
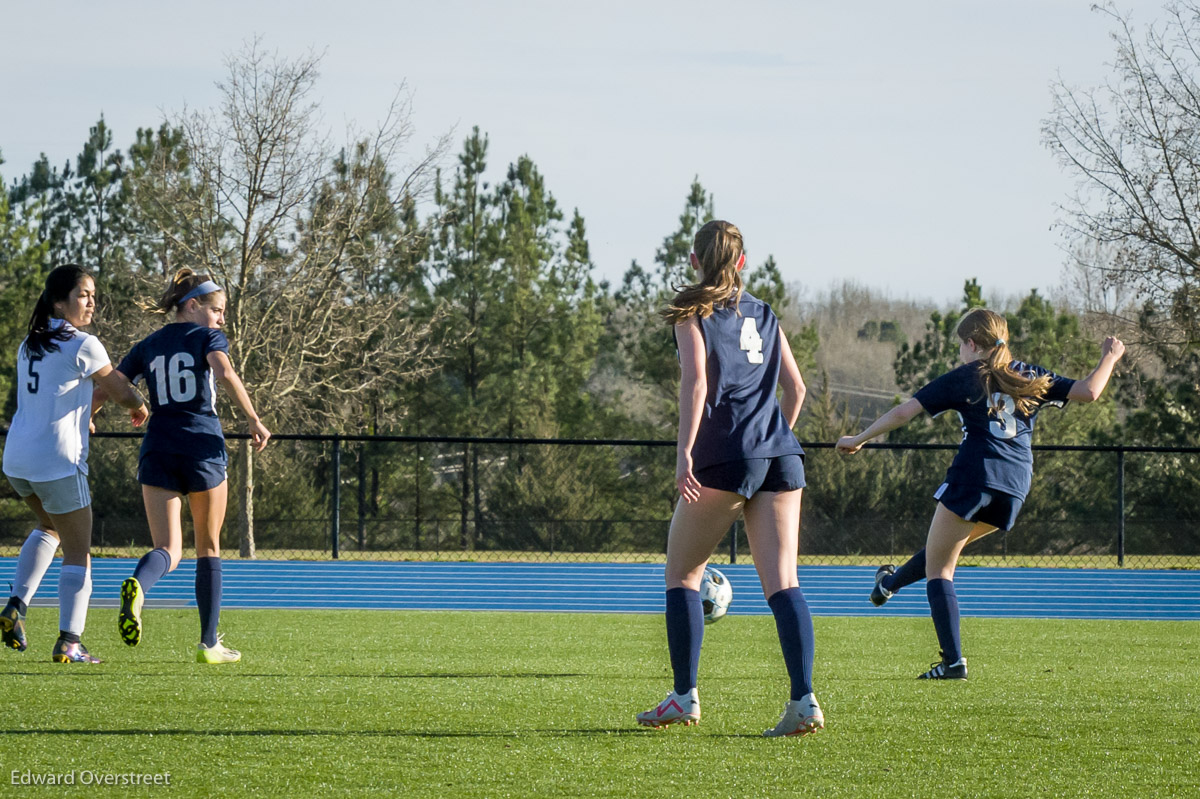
[6,471,91,515]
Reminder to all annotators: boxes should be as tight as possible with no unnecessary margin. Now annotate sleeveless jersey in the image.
[3,320,110,481]
[117,322,230,461]
[685,291,803,471]
[913,360,1075,500]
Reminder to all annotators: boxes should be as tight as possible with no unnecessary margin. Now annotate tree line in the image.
[2,12,1198,559]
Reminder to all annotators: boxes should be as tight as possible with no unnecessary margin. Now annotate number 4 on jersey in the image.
[740,318,764,364]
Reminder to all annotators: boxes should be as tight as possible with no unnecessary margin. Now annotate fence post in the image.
[331,436,341,560]
[357,445,366,552]
[414,440,422,551]
[460,443,470,550]
[1117,448,1126,568]
[728,521,738,564]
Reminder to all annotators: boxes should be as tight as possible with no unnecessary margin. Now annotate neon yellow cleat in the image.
[196,635,241,664]
[118,577,144,647]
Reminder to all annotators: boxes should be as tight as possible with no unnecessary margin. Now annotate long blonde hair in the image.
[661,220,744,324]
[956,307,1052,416]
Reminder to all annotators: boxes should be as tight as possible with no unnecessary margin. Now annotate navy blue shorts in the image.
[695,454,805,499]
[138,451,227,494]
[934,482,1023,531]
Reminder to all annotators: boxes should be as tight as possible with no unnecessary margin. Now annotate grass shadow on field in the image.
[377,671,588,679]
[1,669,588,679]
[0,670,292,678]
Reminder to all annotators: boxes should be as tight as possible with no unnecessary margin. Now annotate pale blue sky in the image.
[0,1,1167,302]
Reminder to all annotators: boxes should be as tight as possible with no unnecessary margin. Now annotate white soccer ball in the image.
[699,566,733,624]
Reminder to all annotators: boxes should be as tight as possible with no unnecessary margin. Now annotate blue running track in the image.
[4,559,1198,620]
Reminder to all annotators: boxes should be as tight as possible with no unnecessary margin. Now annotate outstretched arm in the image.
[92,366,149,426]
[1067,337,1125,403]
[836,397,925,454]
[207,351,271,452]
[675,318,706,503]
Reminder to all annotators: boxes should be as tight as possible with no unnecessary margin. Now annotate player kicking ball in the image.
[838,308,1123,680]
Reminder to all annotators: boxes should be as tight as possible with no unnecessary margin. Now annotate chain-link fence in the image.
[1,433,1197,568]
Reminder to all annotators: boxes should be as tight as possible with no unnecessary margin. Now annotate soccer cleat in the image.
[0,603,28,652]
[51,638,102,664]
[870,564,896,606]
[918,652,968,680]
[117,577,144,647]
[636,688,700,728]
[196,635,241,664]
[763,693,824,737]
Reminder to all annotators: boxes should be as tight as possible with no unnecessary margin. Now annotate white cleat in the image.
[764,693,824,737]
[196,634,241,664]
[636,688,700,728]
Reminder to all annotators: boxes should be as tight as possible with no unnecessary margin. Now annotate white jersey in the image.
[3,320,111,482]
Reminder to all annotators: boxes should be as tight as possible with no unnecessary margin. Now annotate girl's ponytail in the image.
[956,308,1052,416]
[662,220,745,324]
[144,267,217,314]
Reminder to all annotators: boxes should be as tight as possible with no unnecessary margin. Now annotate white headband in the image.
[178,280,222,306]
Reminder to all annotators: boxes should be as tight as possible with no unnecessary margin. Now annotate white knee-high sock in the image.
[12,529,58,606]
[58,565,91,636]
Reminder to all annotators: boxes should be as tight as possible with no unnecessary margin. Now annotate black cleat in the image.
[870,564,896,607]
[0,603,28,652]
[918,652,967,680]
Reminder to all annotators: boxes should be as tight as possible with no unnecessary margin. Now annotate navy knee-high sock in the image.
[882,548,926,594]
[926,578,963,664]
[665,587,704,696]
[131,548,172,594]
[195,557,222,647]
[767,587,815,700]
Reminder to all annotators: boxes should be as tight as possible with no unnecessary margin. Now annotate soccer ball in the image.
[699,567,733,624]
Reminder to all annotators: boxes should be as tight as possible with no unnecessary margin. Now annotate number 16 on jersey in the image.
[148,353,198,405]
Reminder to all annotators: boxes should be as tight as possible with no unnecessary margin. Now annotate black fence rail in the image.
[1,434,1197,569]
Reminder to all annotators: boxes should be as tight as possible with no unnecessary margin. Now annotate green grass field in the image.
[1,609,1195,798]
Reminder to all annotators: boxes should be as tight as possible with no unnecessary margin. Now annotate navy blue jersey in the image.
[913,360,1075,500]
[683,291,803,471]
[117,323,229,461]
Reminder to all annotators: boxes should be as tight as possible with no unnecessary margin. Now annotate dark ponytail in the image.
[24,264,91,357]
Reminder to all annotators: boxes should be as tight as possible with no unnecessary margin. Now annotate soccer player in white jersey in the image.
[635,221,822,737]
[838,308,1124,680]
[106,268,269,663]
[1,264,148,662]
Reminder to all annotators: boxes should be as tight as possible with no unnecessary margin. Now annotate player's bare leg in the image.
[744,489,822,737]
[919,504,995,680]
[639,488,743,728]
[46,505,99,664]
[189,482,238,663]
